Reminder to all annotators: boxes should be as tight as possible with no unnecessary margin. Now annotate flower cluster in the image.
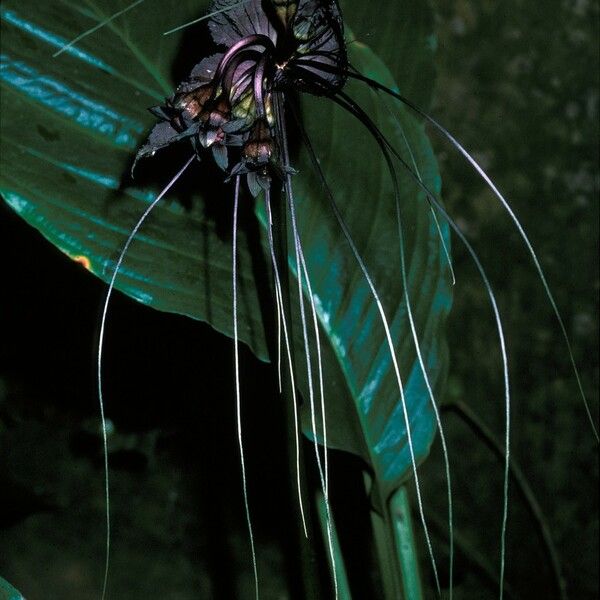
[135,0,346,195]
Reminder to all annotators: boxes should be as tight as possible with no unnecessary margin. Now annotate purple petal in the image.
[208,0,277,47]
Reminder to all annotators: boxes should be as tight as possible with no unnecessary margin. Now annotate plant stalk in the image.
[368,475,424,600]
[390,486,424,600]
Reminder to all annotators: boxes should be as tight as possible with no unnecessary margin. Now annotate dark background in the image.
[1,1,598,598]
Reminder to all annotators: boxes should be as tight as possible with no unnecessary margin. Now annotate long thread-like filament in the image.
[274,93,337,597]
[275,275,283,394]
[382,96,456,286]
[53,0,147,57]
[288,191,337,595]
[334,195,441,594]
[163,0,252,36]
[385,136,456,597]
[429,116,597,443]
[344,68,596,446]
[381,98,455,597]
[297,250,328,496]
[97,154,195,599]
[395,190,455,599]
[264,190,309,538]
[293,106,442,595]
[407,178,511,600]
[232,175,260,600]
[333,88,512,599]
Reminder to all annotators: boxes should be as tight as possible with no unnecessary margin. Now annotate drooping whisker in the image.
[396,201,456,599]
[52,0,147,58]
[296,247,328,493]
[341,63,596,444]
[232,174,260,600]
[290,96,443,597]
[333,89,512,599]
[285,187,338,594]
[340,86,457,596]
[384,135,456,598]
[162,0,253,36]
[272,92,338,597]
[443,399,568,600]
[379,94,456,286]
[97,154,196,599]
[284,63,341,96]
[287,179,337,587]
[275,273,283,395]
[264,188,310,539]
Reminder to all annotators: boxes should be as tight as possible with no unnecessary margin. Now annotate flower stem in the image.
[369,477,424,599]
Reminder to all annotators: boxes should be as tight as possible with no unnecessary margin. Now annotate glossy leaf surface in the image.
[0,0,451,491]
[0,576,25,600]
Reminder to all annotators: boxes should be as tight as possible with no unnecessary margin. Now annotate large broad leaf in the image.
[0,576,25,600]
[292,50,451,495]
[0,0,452,495]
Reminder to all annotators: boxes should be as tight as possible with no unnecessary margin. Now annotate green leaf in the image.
[0,0,451,491]
[0,576,25,600]
[342,2,438,111]
[0,0,270,358]
[290,40,451,496]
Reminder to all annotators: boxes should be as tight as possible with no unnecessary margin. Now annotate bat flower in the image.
[40,1,577,598]
[135,0,347,195]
